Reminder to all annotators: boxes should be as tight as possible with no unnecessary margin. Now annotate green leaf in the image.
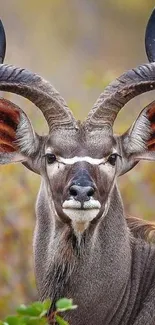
[56,298,77,312]
[30,302,44,315]
[4,316,20,325]
[55,315,69,325]
[17,316,30,325]
[17,305,28,315]
[39,299,51,317]
[19,316,47,325]
[42,299,51,312]
[17,304,42,317]
[17,300,51,318]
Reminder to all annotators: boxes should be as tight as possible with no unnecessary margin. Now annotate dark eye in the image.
[45,153,56,164]
[107,153,118,166]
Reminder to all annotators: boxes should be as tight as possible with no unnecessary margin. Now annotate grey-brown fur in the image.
[34,183,155,325]
[1,10,155,325]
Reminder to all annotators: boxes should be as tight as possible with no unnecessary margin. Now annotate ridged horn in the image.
[0,64,77,131]
[85,63,155,130]
[145,7,155,63]
[0,20,6,63]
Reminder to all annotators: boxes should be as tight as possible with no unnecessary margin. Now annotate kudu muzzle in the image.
[62,165,101,232]
[68,169,95,206]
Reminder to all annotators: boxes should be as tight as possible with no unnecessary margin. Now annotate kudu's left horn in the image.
[0,20,6,63]
[85,9,155,131]
[86,63,155,131]
[145,7,155,63]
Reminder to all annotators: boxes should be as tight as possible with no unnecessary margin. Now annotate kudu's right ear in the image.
[0,21,41,171]
[0,98,40,166]
[118,101,155,175]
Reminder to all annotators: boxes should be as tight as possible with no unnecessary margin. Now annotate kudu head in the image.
[1,12,155,236]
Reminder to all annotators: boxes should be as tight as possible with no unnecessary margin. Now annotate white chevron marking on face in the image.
[45,148,117,165]
[58,156,105,165]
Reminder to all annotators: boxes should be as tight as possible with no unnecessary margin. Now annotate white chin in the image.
[63,208,99,233]
[62,199,101,233]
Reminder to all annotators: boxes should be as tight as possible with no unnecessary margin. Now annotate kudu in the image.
[1,9,155,325]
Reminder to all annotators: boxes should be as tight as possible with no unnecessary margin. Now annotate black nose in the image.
[69,185,95,203]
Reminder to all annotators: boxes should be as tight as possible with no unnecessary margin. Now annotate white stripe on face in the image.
[58,156,105,165]
[45,148,117,166]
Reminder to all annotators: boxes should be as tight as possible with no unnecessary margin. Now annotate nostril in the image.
[87,187,95,197]
[69,185,95,201]
[69,187,77,197]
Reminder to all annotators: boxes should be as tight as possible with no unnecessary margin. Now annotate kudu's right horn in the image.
[145,7,155,62]
[0,20,77,132]
[0,20,6,63]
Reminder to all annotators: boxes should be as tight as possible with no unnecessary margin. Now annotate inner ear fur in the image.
[146,101,155,152]
[123,101,155,157]
[118,101,155,175]
[0,97,40,165]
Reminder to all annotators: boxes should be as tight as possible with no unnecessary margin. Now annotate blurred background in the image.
[1,0,155,318]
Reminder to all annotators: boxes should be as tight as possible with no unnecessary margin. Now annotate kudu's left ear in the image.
[118,101,155,175]
[0,98,41,171]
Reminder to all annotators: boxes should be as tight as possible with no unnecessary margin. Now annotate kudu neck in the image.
[35,181,131,285]
[36,181,129,248]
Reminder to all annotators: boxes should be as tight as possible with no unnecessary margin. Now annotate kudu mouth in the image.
[62,199,101,210]
[62,199,101,234]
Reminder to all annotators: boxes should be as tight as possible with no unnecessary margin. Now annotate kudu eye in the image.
[107,153,119,166]
[45,153,56,164]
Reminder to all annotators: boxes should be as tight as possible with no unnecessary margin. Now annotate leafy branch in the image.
[0,298,77,325]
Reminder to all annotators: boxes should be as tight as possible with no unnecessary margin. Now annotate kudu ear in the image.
[0,98,40,167]
[118,101,155,175]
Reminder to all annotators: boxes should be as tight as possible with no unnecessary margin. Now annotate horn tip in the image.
[145,7,155,63]
[0,19,6,63]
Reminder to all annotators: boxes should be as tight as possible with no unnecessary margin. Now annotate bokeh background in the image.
[1,0,155,318]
